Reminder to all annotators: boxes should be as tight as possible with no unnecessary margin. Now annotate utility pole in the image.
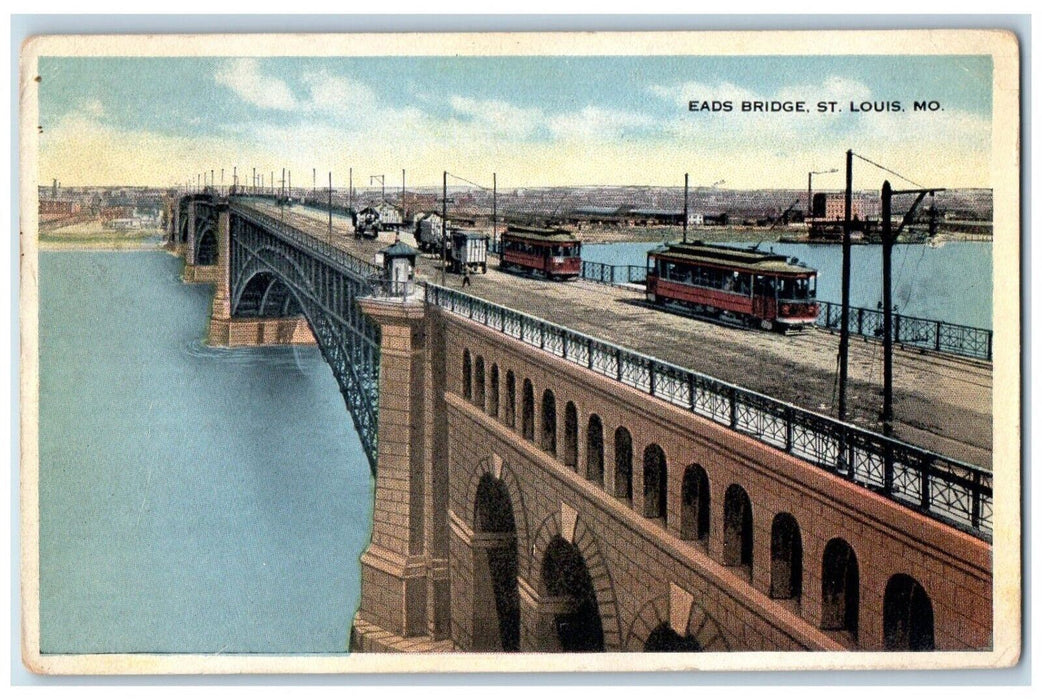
[402,169,406,219]
[288,170,292,201]
[881,180,894,435]
[253,167,256,195]
[838,150,853,421]
[492,172,497,248]
[233,166,237,193]
[313,168,316,197]
[878,181,944,436]
[683,173,689,244]
[370,175,385,202]
[349,167,353,209]
[328,171,333,242]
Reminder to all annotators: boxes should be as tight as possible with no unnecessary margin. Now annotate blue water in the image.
[38,251,373,654]
[583,240,993,330]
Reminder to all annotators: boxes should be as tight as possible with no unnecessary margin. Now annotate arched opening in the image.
[234,272,302,318]
[540,536,605,652]
[196,227,217,265]
[474,356,486,409]
[462,350,472,401]
[472,473,520,652]
[723,484,753,579]
[642,444,667,521]
[680,464,710,544]
[821,538,860,639]
[521,379,534,440]
[489,364,500,418]
[770,513,803,601]
[644,622,702,652]
[505,370,516,428]
[586,415,604,486]
[541,389,557,455]
[614,427,633,504]
[884,574,934,651]
[563,402,578,470]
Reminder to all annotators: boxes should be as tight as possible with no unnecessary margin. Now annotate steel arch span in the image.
[227,202,382,473]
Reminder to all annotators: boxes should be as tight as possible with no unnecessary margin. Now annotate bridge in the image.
[165,190,993,654]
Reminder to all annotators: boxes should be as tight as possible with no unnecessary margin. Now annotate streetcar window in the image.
[779,277,814,300]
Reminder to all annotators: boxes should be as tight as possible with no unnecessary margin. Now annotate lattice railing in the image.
[426,283,992,540]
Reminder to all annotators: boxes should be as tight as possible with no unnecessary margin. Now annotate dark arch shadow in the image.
[541,536,604,652]
[472,473,520,652]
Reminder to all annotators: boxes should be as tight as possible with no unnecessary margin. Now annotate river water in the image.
[583,240,993,330]
[38,250,372,654]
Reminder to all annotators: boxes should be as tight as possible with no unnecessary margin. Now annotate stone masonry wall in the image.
[441,311,993,652]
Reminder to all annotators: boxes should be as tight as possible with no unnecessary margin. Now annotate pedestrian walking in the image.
[462,271,471,288]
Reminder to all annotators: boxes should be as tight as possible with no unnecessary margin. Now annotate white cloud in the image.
[547,105,655,141]
[215,58,298,111]
[300,71,377,114]
[448,96,543,140]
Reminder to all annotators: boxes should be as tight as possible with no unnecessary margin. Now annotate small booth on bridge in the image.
[375,237,418,297]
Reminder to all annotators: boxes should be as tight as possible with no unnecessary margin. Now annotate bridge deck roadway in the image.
[238,199,992,468]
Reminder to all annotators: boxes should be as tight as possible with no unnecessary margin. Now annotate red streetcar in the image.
[646,241,819,331]
[499,225,582,280]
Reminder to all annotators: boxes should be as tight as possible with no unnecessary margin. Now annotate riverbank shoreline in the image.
[572,224,993,245]
[39,239,164,252]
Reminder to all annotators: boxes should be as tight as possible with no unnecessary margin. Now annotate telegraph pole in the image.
[878,181,944,436]
[402,169,406,219]
[328,171,333,242]
[838,149,853,421]
[683,173,689,244]
[492,172,497,248]
[349,167,353,209]
[881,180,894,435]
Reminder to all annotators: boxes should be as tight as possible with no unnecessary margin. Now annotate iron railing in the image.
[817,301,993,361]
[573,259,992,362]
[425,283,992,540]
[581,261,648,286]
[231,201,380,282]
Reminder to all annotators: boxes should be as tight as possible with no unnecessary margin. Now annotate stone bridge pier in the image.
[350,295,453,652]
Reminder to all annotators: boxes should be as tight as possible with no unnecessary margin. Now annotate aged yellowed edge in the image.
[18,28,1022,674]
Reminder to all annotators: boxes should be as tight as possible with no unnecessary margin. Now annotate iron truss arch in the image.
[228,204,382,473]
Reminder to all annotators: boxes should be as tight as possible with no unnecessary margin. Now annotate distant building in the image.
[627,208,686,226]
[811,192,874,222]
[39,199,81,222]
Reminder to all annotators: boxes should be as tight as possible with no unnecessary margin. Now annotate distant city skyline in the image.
[38,54,993,190]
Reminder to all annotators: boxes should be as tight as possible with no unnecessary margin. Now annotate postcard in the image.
[19,29,1020,674]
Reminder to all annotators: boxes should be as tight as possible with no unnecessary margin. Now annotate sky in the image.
[37,54,994,190]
